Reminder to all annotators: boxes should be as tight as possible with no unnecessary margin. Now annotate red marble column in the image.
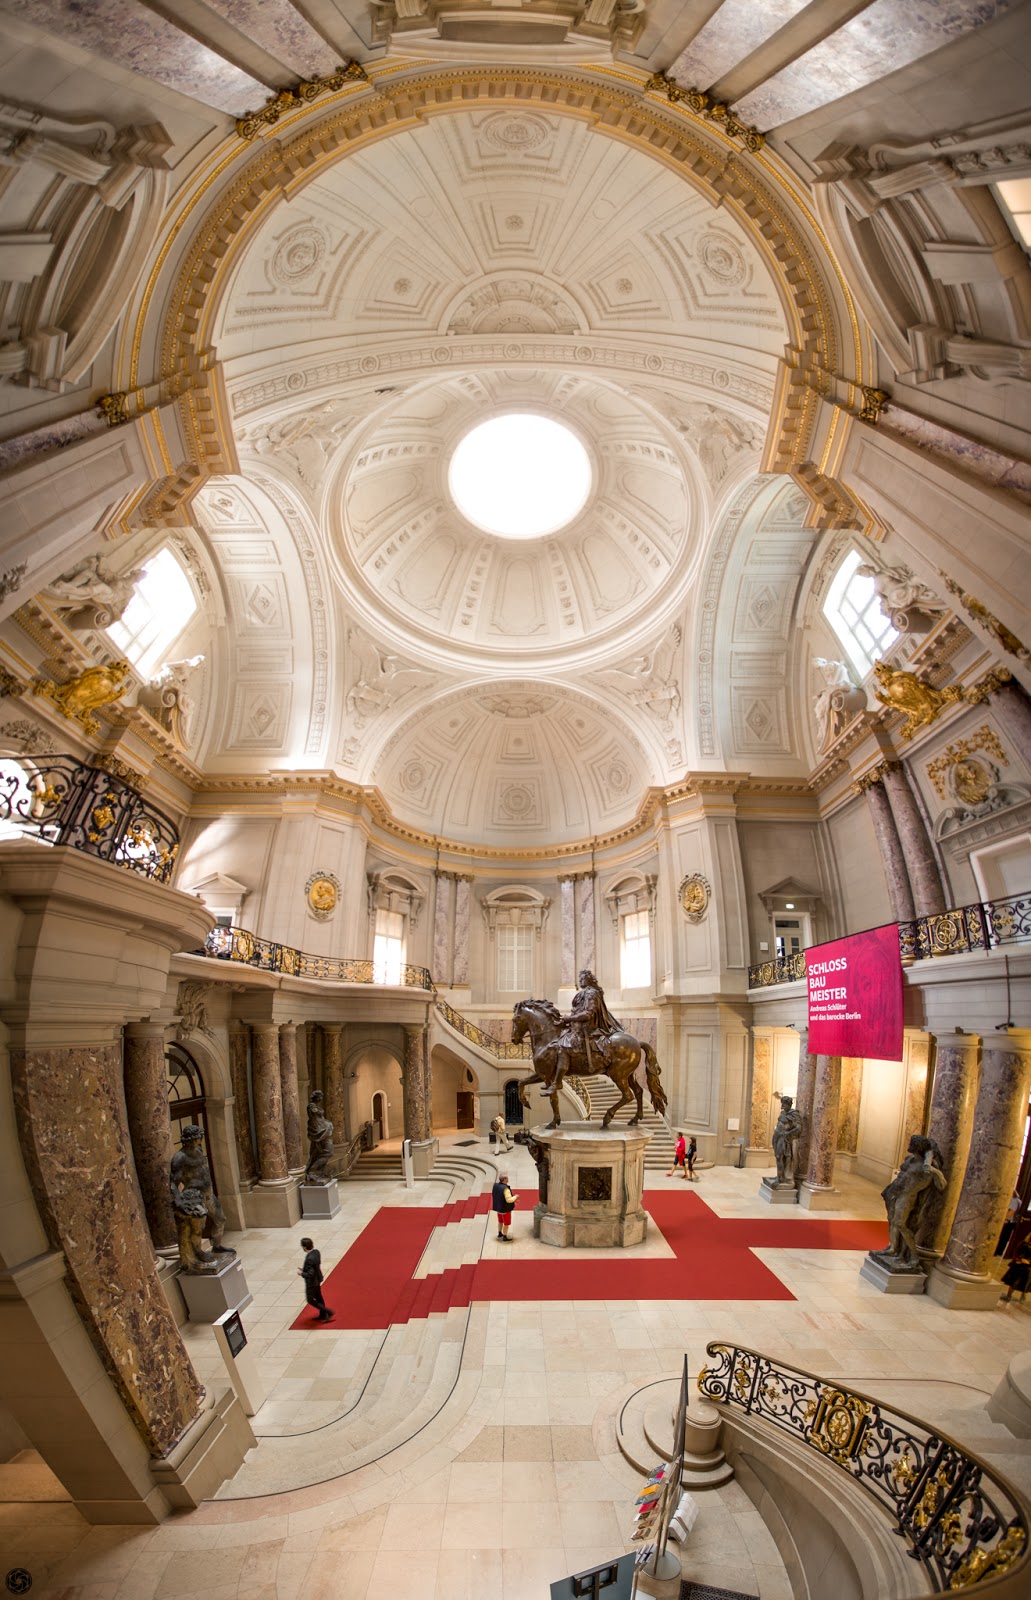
[250,1023,288,1183]
[882,762,946,916]
[794,1026,817,1185]
[322,1024,344,1147]
[123,1019,176,1250]
[278,1022,303,1172]
[859,770,915,924]
[403,1024,431,1143]
[917,1032,980,1260]
[800,1055,842,1208]
[228,1020,256,1185]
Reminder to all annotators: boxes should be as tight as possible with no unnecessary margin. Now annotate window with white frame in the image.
[497,923,534,992]
[106,547,197,678]
[823,548,898,678]
[373,908,405,985]
[621,908,651,990]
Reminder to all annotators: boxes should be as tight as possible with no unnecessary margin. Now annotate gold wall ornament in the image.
[96,391,130,427]
[927,727,1008,799]
[964,665,1013,704]
[237,62,369,139]
[0,663,27,699]
[644,72,765,151]
[858,385,890,423]
[941,577,1030,662]
[950,1524,1026,1589]
[34,659,131,736]
[810,1388,872,1464]
[306,871,340,920]
[872,661,964,740]
[679,872,711,922]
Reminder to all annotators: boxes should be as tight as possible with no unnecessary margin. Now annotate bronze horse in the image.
[512,998,667,1130]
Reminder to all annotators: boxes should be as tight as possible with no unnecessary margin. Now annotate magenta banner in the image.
[806,924,903,1060]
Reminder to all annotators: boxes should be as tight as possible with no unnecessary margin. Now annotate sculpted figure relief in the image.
[170,1124,235,1274]
[304,1089,335,1184]
[771,1094,803,1186]
[36,659,131,735]
[46,554,145,627]
[873,1134,947,1271]
[872,661,964,740]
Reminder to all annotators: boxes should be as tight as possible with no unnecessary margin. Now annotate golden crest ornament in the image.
[679,873,711,922]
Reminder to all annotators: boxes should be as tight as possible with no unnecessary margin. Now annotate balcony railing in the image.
[202,926,433,989]
[699,1341,1028,1592]
[434,996,530,1059]
[748,892,1030,989]
[0,754,179,884]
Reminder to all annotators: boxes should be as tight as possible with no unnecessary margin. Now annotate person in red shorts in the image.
[491,1172,518,1240]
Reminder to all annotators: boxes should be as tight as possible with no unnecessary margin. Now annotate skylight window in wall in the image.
[106,548,197,678]
[823,549,898,678]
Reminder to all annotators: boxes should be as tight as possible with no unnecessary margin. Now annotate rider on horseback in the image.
[546,969,621,1095]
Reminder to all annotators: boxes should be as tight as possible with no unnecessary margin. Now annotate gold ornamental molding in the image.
[926,726,1008,801]
[236,62,369,140]
[644,73,765,153]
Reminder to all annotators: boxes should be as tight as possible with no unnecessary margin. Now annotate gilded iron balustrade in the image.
[698,1342,1028,1592]
[434,996,531,1059]
[748,891,1030,988]
[0,754,179,884]
[203,925,433,989]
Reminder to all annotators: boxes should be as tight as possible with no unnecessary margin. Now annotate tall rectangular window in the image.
[497,924,533,992]
[621,909,651,990]
[373,908,405,985]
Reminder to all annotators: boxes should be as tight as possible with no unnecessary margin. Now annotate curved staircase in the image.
[577,1076,675,1169]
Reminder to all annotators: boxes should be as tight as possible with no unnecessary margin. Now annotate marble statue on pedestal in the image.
[771,1094,803,1186]
[170,1124,236,1274]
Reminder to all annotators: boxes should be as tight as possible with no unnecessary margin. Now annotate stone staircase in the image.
[345,1145,404,1180]
[578,1076,676,1169]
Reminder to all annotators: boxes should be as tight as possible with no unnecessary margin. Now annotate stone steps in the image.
[582,1078,675,1167]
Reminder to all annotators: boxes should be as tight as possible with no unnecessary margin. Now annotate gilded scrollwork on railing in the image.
[434,997,531,1059]
[0,754,178,883]
[698,1342,1028,1591]
[748,950,808,988]
[203,925,434,989]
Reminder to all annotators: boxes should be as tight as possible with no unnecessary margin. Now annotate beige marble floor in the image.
[4,1137,1030,1600]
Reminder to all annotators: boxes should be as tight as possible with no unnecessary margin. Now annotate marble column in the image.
[228,1021,256,1184]
[322,1024,344,1147]
[403,1024,431,1143]
[454,876,471,985]
[985,673,1031,757]
[859,771,915,924]
[250,1022,288,1184]
[794,1027,817,1186]
[579,875,596,973]
[836,1057,863,1158]
[123,1019,176,1250]
[917,1032,980,1261]
[929,1030,1031,1309]
[901,1035,931,1153]
[748,1032,774,1155]
[559,877,576,988]
[799,1055,842,1210]
[433,872,452,984]
[278,1023,303,1173]
[882,762,946,916]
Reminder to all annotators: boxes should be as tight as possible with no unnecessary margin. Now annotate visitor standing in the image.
[298,1236,334,1321]
[1000,1238,1031,1304]
[687,1136,698,1181]
[667,1132,686,1178]
[996,1188,1023,1255]
[492,1172,518,1240]
[491,1112,511,1152]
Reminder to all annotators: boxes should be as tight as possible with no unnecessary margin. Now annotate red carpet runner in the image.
[292,1190,887,1330]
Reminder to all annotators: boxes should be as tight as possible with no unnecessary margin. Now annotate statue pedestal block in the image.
[860,1254,926,1295]
[178,1257,252,1323]
[301,1180,340,1219]
[759,1178,798,1205]
[531,1122,650,1249]
[798,1182,840,1212]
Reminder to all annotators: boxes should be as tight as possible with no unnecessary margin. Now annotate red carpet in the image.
[292,1191,887,1330]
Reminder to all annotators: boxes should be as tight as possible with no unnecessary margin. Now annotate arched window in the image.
[823,549,898,678]
[482,886,550,994]
[107,546,197,678]
[166,1042,218,1190]
[367,869,424,983]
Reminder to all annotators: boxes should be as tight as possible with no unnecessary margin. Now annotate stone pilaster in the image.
[228,1021,255,1185]
[123,1019,176,1250]
[983,673,1031,756]
[799,1055,842,1210]
[917,1032,980,1261]
[902,1035,931,1154]
[322,1024,344,1147]
[579,875,596,973]
[250,1023,288,1184]
[748,1032,774,1154]
[403,1024,430,1143]
[836,1057,863,1157]
[794,1027,817,1185]
[559,877,576,988]
[433,872,452,983]
[929,1030,1031,1309]
[859,771,915,923]
[453,876,471,985]
[882,762,945,916]
[278,1023,303,1173]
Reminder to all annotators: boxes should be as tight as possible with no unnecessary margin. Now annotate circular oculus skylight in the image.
[449,413,592,539]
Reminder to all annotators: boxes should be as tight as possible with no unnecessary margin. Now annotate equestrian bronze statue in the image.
[512,969,667,1130]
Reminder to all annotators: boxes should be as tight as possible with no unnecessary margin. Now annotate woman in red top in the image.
[667,1132,686,1178]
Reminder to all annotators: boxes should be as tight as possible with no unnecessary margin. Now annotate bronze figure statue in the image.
[170,1124,235,1274]
[872,1134,947,1271]
[304,1089,335,1183]
[771,1094,804,1186]
[512,970,667,1130]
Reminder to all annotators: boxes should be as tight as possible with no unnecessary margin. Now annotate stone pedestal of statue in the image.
[301,1179,341,1219]
[178,1256,252,1323]
[859,1253,927,1295]
[758,1177,798,1205]
[531,1122,650,1248]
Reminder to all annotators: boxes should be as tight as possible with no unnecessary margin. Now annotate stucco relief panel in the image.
[490,775,546,829]
[488,555,548,637]
[730,686,789,752]
[346,466,427,542]
[392,532,464,618]
[228,684,290,749]
[733,577,793,639]
[576,530,645,615]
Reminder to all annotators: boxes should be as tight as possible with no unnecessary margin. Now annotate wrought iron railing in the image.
[748,892,1030,988]
[567,1074,591,1117]
[434,996,531,1059]
[0,754,179,884]
[202,926,433,989]
[699,1342,1028,1592]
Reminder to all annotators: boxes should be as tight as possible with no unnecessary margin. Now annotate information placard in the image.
[806,924,903,1060]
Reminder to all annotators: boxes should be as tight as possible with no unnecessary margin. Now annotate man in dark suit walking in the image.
[299,1236,335,1321]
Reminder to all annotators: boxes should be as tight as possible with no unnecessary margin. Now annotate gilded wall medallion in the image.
[679,873,711,922]
[306,871,340,919]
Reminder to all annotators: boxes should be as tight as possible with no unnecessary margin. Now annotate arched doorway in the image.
[166,1042,218,1188]
[372,1090,387,1142]
[504,1079,524,1126]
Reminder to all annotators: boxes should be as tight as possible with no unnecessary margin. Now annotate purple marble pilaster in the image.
[882,763,946,916]
[862,773,916,924]
[917,1032,980,1259]
[988,676,1031,758]
[559,878,575,987]
[228,1021,255,1185]
[454,877,471,985]
[278,1023,303,1173]
[937,1031,1031,1284]
[579,876,596,974]
[403,1025,431,1143]
[802,1055,842,1193]
[836,1057,863,1154]
[433,873,452,984]
[123,1019,176,1250]
[748,1032,773,1150]
[250,1023,288,1183]
[794,1027,817,1184]
[322,1025,344,1147]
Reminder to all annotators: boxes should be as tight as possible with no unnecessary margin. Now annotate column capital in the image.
[124,1018,167,1040]
[320,1021,343,1038]
[250,1020,278,1036]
